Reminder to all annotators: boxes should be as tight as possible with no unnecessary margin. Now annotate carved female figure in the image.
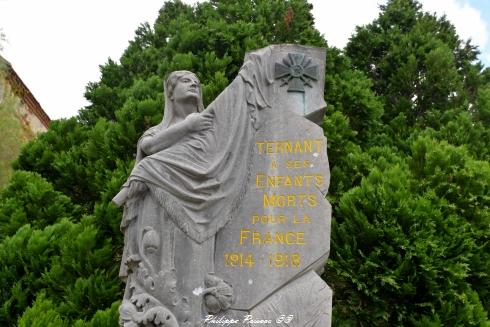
[113,71,211,206]
[115,54,271,325]
[115,71,213,326]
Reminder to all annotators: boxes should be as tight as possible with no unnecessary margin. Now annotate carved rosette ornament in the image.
[202,274,234,314]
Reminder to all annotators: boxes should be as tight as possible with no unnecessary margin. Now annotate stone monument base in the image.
[203,271,332,327]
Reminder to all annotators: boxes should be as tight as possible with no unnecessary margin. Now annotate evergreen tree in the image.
[0,0,488,326]
[0,1,327,325]
[326,0,490,325]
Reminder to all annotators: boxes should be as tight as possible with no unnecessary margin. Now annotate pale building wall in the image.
[0,56,50,188]
[18,101,48,134]
[1,55,50,135]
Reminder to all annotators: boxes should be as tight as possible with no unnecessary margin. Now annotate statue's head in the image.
[162,70,204,128]
[165,71,204,108]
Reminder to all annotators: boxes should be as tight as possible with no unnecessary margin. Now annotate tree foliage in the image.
[327,0,490,325]
[0,0,488,326]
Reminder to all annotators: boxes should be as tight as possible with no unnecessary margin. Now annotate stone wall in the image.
[0,56,50,188]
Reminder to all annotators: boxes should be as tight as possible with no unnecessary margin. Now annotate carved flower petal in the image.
[142,227,160,254]
[119,301,137,321]
[131,293,150,308]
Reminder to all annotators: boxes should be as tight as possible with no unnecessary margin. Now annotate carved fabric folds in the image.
[118,53,272,277]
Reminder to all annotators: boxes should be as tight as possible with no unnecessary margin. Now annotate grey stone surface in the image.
[214,107,331,310]
[250,270,332,326]
[114,45,331,326]
[245,45,327,124]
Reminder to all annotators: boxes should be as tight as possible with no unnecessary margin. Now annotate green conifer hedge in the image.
[0,0,488,325]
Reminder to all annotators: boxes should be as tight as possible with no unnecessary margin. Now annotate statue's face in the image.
[171,74,200,104]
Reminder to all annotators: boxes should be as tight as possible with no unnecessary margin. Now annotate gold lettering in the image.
[286,232,297,244]
[277,195,286,207]
[263,193,275,208]
[308,194,318,206]
[315,175,324,187]
[263,232,273,245]
[267,175,277,188]
[304,140,313,153]
[251,215,287,224]
[293,214,311,224]
[263,192,318,207]
[256,142,265,154]
[257,174,324,188]
[294,142,303,153]
[304,175,314,187]
[266,142,274,154]
[314,139,322,152]
[256,173,266,188]
[252,231,261,245]
[254,140,323,155]
[286,160,299,169]
[240,229,250,245]
[241,231,306,245]
[296,232,305,245]
[298,193,307,207]
[275,233,284,244]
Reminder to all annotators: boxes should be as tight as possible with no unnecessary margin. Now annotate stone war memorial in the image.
[113,44,332,326]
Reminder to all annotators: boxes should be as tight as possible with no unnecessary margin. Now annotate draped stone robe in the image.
[117,53,272,326]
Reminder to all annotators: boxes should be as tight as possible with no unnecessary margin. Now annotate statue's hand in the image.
[185,111,214,133]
